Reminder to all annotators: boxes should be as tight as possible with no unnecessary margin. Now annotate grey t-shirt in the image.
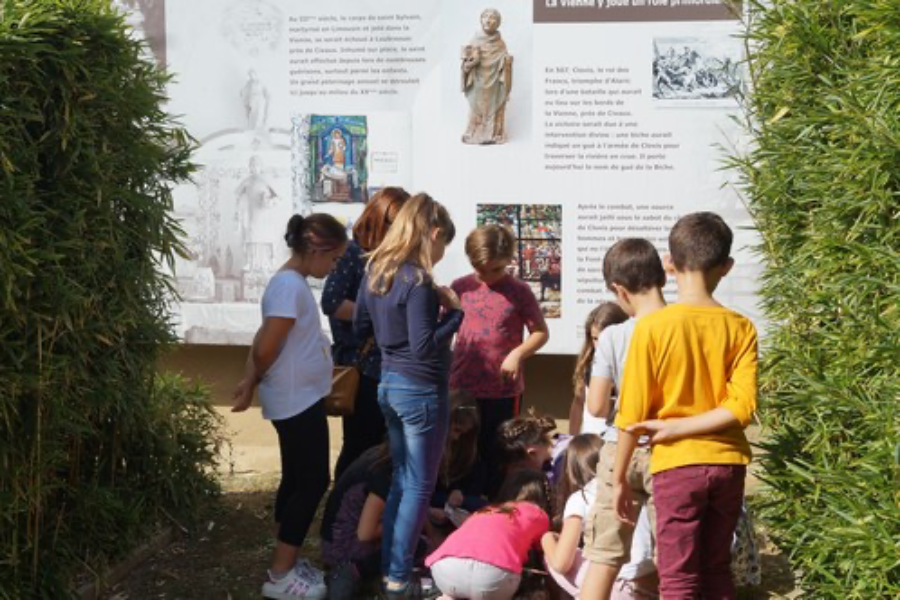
[590,319,636,443]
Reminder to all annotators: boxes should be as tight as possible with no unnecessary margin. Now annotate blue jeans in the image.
[378,370,449,584]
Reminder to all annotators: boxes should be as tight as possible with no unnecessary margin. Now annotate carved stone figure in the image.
[234,155,278,272]
[461,8,513,145]
[241,69,269,132]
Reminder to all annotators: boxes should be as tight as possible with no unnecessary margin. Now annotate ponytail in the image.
[284,213,348,255]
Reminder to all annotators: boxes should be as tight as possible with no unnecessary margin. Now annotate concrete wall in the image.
[161,345,577,475]
[161,345,577,419]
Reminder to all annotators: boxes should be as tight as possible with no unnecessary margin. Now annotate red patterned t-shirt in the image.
[449,273,544,398]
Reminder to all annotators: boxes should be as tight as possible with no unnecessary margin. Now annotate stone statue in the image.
[234,155,278,272]
[461,8,513,145]
[240,69,269,132]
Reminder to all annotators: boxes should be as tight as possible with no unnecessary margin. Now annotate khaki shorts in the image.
[583,442,655,567]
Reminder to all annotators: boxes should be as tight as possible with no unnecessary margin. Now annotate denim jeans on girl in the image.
[378,369,449,585]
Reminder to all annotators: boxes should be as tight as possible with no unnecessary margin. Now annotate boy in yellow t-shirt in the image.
[613,212,758,600]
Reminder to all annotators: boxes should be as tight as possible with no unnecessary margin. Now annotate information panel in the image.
[120,0,761,351]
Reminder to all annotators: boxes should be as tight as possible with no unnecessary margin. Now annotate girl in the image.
[492,412,556,499]
[232,213,348,600]
[427,469,553,600]
[353,193,463,598]
[321,186,410,480]
[567,303,629,436]
[450,225,549,475]
[541,433,603,597]
[320,442,393,600]
[429,397,488,530]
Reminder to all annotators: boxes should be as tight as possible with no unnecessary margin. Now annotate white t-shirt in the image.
[590,319,636,443]
[581,399,611,437]
[563,478,598,530]
[257,270,333,421]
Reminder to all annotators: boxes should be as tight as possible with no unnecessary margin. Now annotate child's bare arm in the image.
[586,375,614,419]
[232,318,295,412]
[541,516,583,574]
[568,386,585,435]
[500,320,549,381]
[627,407,739,444]
[612,430,639,525]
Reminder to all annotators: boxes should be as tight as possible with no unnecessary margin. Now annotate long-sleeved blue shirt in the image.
[354,262,464,387]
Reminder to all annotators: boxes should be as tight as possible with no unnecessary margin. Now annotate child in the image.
[426,469,553,600]
[321,186,410,480]
[430,396,488,529]
[494,412,556,498]
[580,238,667,600]
[568,303,629,436]
[541,433,602,597]
[320,443,392,600]
[449,225,549,472]
[614,212,758,599]
[231,213,348,600]
[354,193,463,599]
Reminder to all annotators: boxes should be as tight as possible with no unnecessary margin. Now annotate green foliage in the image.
[730,1,899,597]
[0,1,221,597]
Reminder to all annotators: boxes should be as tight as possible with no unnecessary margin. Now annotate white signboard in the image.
[128,0,761,352]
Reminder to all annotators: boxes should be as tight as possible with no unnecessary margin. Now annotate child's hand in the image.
[613,482,636,525]
[231,378,255,412]
[436,286,462,311]
[627,419,682,444]
[500,350,521,382]
[448,489,464,508]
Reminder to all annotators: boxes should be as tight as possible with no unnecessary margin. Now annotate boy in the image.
[614,212,758,599]
[580,238,667,600]
[450,224,549,482]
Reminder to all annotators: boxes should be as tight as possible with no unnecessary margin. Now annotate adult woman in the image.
[321,187,411,479]
[354,194,463,598]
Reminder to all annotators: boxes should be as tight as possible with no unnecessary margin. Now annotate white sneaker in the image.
[262,565,328,599]
[295,558,326,586]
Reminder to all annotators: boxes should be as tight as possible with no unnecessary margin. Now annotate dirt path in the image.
[107,476,797,599]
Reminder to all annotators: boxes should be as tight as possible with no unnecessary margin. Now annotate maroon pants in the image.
[652,464,745,600]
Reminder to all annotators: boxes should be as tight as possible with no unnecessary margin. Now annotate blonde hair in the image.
[366,193,455,295]
[465,224,516,268]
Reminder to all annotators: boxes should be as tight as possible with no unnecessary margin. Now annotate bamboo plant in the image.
[729,1,899,597]
[0,2,223,597]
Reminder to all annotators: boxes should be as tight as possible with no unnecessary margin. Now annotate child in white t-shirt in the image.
[232,213,348,600]
[541,433,603,597]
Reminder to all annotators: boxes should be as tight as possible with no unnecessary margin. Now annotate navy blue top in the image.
[321,241,380,379]
[354,263,464,387]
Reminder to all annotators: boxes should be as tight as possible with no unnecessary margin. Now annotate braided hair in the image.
[496,409,556,469]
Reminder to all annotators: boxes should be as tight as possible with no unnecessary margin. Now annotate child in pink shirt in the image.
[450,225,549,473]
[426,469,552,600]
